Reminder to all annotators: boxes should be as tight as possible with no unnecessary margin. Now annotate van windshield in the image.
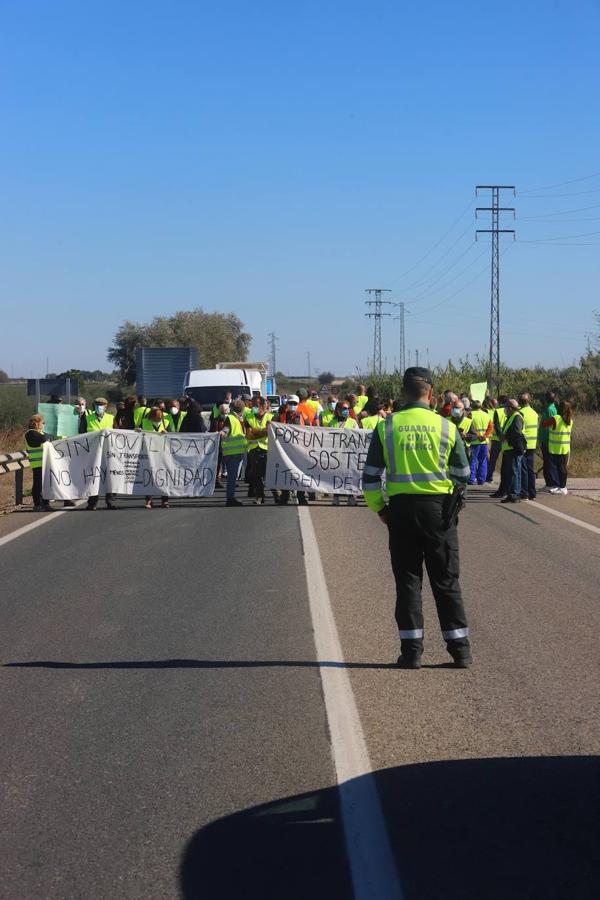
[185,385,252,411]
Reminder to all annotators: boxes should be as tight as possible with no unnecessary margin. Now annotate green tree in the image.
[108,308,251,384]
[317,371,335,385]
[0,369,9,383]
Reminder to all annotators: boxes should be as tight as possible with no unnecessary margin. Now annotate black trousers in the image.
[487,440,502,481]
[542,443,559,487]
[32,467,43,506]
[247,448,267,499]
[388,495,470,660]
[551,453,569,488]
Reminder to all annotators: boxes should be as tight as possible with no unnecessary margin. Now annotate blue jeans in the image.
[469,443,488,484]
[520,449,537,498]
[225,454,243,499]
[506,451,523,499]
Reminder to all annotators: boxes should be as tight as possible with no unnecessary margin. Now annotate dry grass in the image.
[0,428,33,511]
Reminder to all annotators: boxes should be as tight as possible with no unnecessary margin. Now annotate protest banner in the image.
[265,423,373,495]
[42,430,219,500]
[469,382,488,404]
[38,403,80,438]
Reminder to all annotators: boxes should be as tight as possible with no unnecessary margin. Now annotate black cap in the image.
[403,366,433,387]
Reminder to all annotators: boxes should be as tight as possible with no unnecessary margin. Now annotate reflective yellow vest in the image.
[142,417,168,433]
[321,409,337,427]
[470,410,491,445]
[165,411,187,432]
[25,433,45,469]
[490,408,506,442]
[376,408,456,496]
[337,417,357,429]
[501,412,523,452]
[85,411,114,431]
[222,414,248,456]
[246,412,273,451]
[133,406,150,427]
[519,406,539,450]
[548,415,572,455]
[354,395,368,414]
[361,414,383,429]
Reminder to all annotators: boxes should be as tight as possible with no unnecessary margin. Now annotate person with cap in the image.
[85,398,117,510]
[276,395,311,505]
[492,399,525,503]
[518,392,539,500]
[296,389,316,425]
[362,367,472,669]
[305,389,322,422]
[219,398,249,506]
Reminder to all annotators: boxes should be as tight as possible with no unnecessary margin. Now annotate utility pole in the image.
[415,349,419,368]
[393,302,407,373]
[476,185,516,396]
[364,288,392,376]
[267,332,278,376]
[306,351,311,380]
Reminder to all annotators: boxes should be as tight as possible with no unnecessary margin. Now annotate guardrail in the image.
[0,452,30,505]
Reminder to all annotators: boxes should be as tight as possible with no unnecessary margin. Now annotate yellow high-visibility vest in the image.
[548,415,572,455]
[519,406,539,450]
[222,414,248,456]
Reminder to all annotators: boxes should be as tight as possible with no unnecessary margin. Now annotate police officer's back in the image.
[363,367,472,669]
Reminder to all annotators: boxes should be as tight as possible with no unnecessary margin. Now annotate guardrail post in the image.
[15,467,24,505]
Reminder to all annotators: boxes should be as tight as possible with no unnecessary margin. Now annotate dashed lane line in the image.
[298,505,404,900]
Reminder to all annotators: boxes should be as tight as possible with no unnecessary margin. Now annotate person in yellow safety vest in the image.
[486,397,506,484]
[518,392,539,500]
[542,399,573,495]
[164,398,187,433]
[133,395,151,428]
[332,400,359,507]
[246,397,274,504]
[492,399,526,503]
[305,390,322,422]
[24,413,53,511]
[360,397,386,429]
[139,408,171,508]
[353,384,368,416]
[450,400,477,451]
[85,398,117,511]
[319,395,338,427]
[468,400,493,485]
[220,399,249,507]
[362,366,472,669]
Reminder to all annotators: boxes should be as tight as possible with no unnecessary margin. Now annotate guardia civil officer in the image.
[363,367,472,669]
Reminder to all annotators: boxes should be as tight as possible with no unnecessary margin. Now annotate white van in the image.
[183,368,254,412]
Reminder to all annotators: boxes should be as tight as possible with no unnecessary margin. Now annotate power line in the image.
[385,197,475,287]
[394,223,474,293]
[517,187,600,199]
[410,247,510,318]
[517,203,600,219]
[409,243,484,303]
[518,228,600,242]
[518,170,600,194]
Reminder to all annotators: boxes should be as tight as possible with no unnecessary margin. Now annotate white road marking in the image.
[298,505,403,900]
[526,500,600,535]
[0,510,68,548]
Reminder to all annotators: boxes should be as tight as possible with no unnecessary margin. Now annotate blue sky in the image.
[1,0,599,379]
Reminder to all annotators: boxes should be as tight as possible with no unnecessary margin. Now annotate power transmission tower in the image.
[393,302,407,373]
[475,185,516,396]
[306,351,311,379]
[364,288,392,376]
[267,332,278,377]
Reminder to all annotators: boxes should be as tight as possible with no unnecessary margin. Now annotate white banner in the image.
[42,430,219,499]
[265,423,373,495]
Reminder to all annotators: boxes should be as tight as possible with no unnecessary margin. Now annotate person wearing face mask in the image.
[24,414,54,511]
[74,396,88,434]
[208,402,229,488]
[139,408,171,509]
[320,396,338,427]
[451,401,477,449]
[246,397,273,505]
[332,401,358,506]
[219,399,249,506]
[165,398,187,433]
[277,395,310,505]
[85,398,117,510]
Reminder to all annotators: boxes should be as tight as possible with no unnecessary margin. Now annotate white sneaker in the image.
[549,488,560,494]
[558,487,568,495]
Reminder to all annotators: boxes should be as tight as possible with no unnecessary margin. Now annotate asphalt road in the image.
[1,485,599,899]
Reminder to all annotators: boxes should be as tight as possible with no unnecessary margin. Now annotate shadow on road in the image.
[3,658,409,670]
[179,755,599,900]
